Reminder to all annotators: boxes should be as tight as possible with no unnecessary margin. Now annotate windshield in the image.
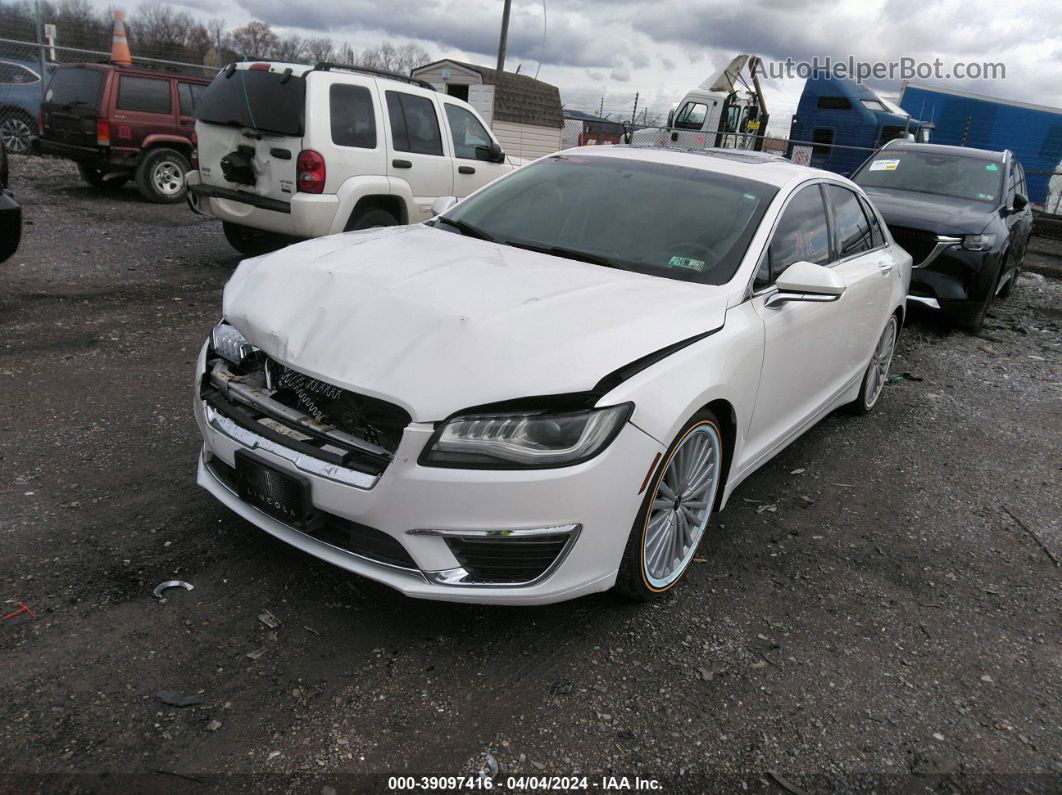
[44,67,103,109]
[853,150,1003,204]
[440,154,777,285]
[195,68,305,137]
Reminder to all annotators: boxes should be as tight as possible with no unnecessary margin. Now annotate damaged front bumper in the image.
[193,344,663,604]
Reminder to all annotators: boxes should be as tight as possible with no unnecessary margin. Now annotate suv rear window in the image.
[44,67,104,109]
[195,69,305,137]
[330,84,376,148]
[117,76,171,114]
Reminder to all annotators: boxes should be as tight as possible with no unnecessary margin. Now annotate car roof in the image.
[52,62,211,83]
[227,61,436,90]
[884,141,1007,162]
[555,145,843,189]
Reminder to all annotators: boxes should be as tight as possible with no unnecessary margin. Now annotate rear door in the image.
[441,101,510,196]
[41,65,106,147]
[176,81,205,146]
[193,66,304,202]
[111,74,174,151]
[384,89,453,221]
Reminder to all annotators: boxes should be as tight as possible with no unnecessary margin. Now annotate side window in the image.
[117,76,171,114]
[1016,163,1027,196]
[178,83,195,116]
[857,194,886,248]
[673,101,708,130]
[386,91,443,156]
[825,184,874,258]
[811,128,834,155]
[330,84,377,149]
[1006,165,1017,203]
[444,104,491,159]
[768,185,831,280]
[0,63,37,84]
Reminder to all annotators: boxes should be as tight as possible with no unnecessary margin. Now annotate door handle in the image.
[458,165,476,175]
[392,159,412,169]
[877,259,895,274]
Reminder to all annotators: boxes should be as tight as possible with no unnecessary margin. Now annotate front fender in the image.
[597,302,764,500]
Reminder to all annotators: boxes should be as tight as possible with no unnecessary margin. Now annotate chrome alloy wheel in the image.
[642,422,722,590]
[152,159,185,196]
[0,116,33,154]
[863,316,898,410]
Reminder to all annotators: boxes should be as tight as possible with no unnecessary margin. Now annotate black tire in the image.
[0,110,35,155]
[848,314,899,415]
[961,261,1004,332]
[996,263,1019,299]
[615,409,724,601]
[134,147,189,203]
[77,164,129,190]
[222,221,288,257]
[346,207,398,231]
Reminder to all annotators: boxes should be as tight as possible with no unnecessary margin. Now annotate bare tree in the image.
[230,20,279,60]
[305,36,335,64]
[132,2,195,55]
[206,18,227,52]
[358,41,429,75]
[394,42,430,75]
[274,35,306,63]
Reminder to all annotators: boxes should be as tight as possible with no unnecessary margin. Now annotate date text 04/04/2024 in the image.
[386,775,663,791]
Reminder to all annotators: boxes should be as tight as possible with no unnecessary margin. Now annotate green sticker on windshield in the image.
[986,163,999,171]
[667,255,706,272]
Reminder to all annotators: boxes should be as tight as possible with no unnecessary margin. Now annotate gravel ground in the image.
[1,156,1060,793]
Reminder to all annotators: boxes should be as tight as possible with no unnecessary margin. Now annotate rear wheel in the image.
[222,221,288,257]
[849,315,898,414]
[0,110,34,155]
[615,411,723,600]
[135,147,189,203]
[77,164,129,190]
[346,207,398,231]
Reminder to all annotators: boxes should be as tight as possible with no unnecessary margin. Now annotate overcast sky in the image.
[96,0,1062,131]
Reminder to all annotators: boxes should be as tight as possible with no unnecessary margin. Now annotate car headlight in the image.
[420,403,633,468]
[210,321,258,367]
[961,233,996,251]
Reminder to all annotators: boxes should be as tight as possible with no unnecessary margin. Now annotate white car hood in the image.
[223,226,728,421]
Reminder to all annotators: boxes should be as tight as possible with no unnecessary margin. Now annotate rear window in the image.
[117,76,171,114]
[44,67,104,109]
[330,84,376,148]
[195,69,305,137]
[178,82,206,116]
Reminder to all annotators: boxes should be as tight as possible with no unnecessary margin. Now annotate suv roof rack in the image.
[312,62,436,91]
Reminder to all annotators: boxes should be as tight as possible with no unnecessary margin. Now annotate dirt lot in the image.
[1,156,1060,793]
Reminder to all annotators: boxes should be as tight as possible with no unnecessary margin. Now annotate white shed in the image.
[411,59,564,161]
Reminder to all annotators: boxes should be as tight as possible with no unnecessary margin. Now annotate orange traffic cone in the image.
[111,11,132,66]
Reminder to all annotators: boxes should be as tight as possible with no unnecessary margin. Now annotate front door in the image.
[744,183,849,465]
[441,101,510,197]
[384,89,453,222]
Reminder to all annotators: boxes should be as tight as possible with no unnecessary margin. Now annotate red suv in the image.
[38,63,211,203]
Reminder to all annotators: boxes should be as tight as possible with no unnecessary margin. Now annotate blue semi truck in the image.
[788,73,932,176]
[899,82,1062,206]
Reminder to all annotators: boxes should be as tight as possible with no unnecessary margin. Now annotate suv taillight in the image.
[38,111,44,135]
[296,149,325,194]
[191,131,198,169]
[96,118,110,147]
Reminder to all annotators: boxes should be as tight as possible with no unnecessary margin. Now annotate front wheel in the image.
[135,147,189,203]
[615,411,724,600]
[849,315,898,414]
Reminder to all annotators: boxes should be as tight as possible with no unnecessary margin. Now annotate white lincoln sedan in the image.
[194,146,911,604]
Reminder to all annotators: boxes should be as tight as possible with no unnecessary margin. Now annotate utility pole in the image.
[598,96,604,117]
[496,0,512,73]
[631,92,639,125]
[34,0,47,100]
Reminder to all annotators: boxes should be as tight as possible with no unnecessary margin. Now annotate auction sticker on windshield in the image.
[869,158,900,171]
[667,255,706,272]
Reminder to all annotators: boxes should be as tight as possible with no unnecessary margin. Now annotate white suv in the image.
[185,62,516,255]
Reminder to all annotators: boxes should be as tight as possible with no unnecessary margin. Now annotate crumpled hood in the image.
[223,226,728,421]
[863,187,994,235]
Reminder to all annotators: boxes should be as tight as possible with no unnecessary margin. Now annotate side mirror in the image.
[1012,192,1028,211]
[476,141,505,163]
[430,196,458,216]
[765,261,846,308]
